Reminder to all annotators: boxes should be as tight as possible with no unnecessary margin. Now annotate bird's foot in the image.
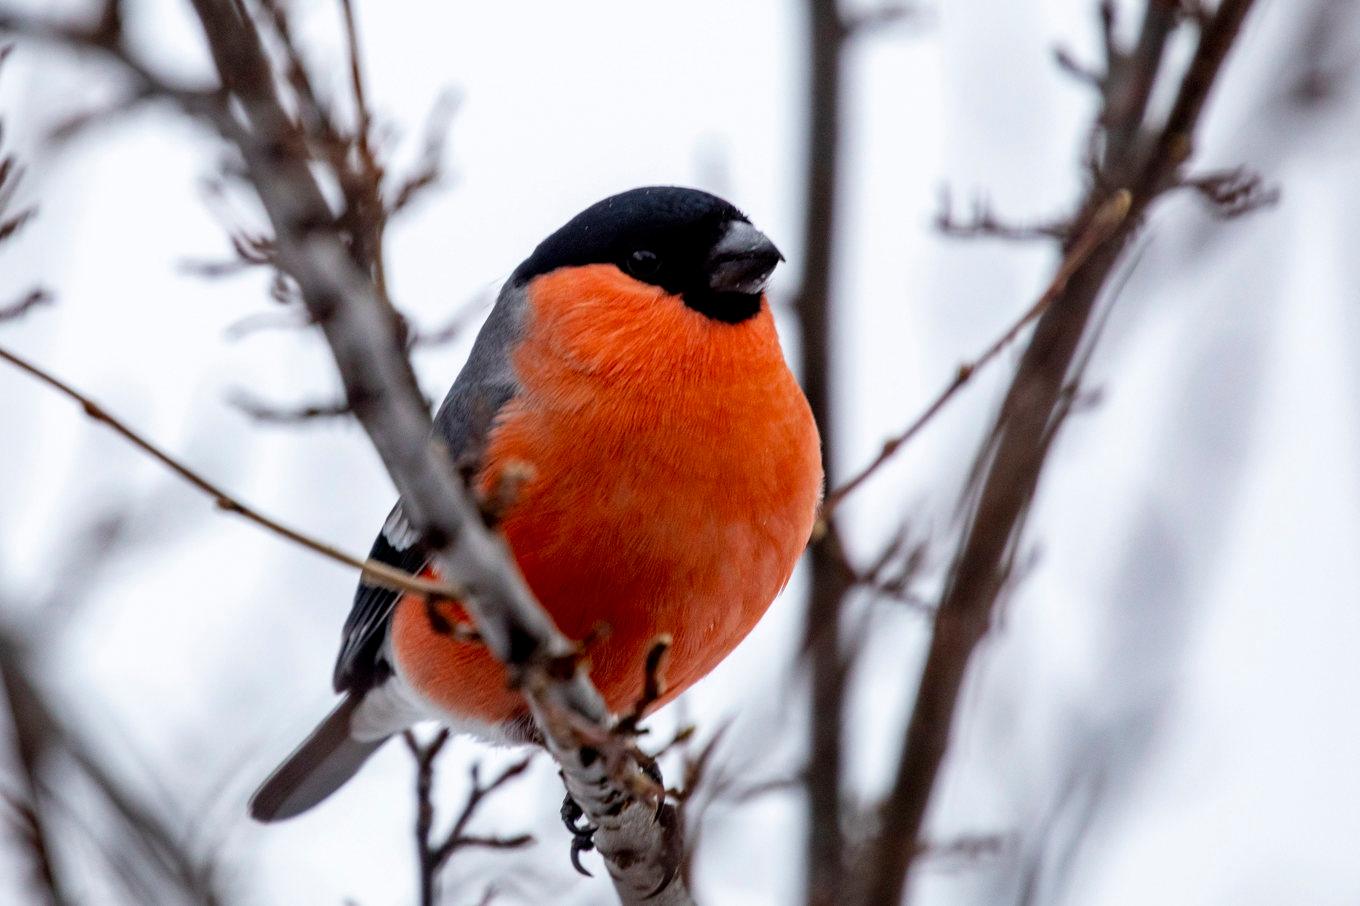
[560,792,597,877]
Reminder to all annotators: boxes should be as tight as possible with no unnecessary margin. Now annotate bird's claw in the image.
[638,755,663,786]
[570,830,597,877]
[635,755,669,821]
[560,793,597,877]
[559,761,669,877]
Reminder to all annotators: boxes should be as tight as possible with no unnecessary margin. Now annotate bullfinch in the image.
[250,186,823,822]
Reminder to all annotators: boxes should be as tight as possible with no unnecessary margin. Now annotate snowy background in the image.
[0,0,1357,903]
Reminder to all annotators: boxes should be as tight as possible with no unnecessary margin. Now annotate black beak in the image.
[706,220,784,295]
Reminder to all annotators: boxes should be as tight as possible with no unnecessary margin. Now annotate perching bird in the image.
[250,186,823,822]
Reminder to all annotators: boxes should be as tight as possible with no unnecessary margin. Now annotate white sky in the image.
[0,0,1357,904]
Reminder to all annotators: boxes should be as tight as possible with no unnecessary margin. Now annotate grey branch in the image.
[0,1,691,901]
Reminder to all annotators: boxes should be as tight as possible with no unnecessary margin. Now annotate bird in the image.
[250,186,823,823]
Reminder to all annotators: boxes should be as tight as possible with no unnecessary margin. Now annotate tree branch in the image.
[404,731,534,906]
[0,289,50,322]
[822,190,1131,516]
[0,344,463,604]
[863,3,1260,903]
[0,666,68,906]
[0,636,225,904]
[0,47,47,317]
[795,2,851,903]
[228,389,354,424]
[933,187,1070,242]
[1,2,692,900]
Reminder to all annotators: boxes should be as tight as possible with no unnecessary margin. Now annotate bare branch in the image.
[912,832,1011,865]
[0,288,50,322]
[1053,45,1103,90]
[404,730,534,906]
[1099,1,1180,162]
[848,525,932,611]
[1099,0,1118,68]
[389,91,459,217]
[794,3,853,901]
[0,202,34,243]
[839,1,924,38]
[863,3,1262,902]
[228,389,354,424]
[822,190,1131,516]
[0,52,48,317]
[434,759,535,863]
[220,308,308,341]
[0,6,220,115]
[0,670,68,906]
[0,345,464,604]
[0,637,226,904]
[338,0,371,154]
[0,1,693,898]
[1179,165,1279,218]
[1176,0,1214,28]
[406,727,450,900]
[934,187,1070,242]
[409,290,493,349]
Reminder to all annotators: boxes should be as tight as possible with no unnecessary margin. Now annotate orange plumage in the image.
[392,264,822,723]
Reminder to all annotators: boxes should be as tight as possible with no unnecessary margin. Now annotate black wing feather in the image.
[330,284,526,694]
[332,508,429,692]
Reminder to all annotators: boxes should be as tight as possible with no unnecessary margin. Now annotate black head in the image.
[511,186,783,324]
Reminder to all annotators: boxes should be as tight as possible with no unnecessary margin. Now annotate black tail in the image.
[250,694,389,822]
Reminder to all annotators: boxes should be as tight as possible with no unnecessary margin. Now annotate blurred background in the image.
[0,0,1357,903]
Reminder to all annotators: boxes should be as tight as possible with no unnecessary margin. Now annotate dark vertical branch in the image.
[796,2,850,905]
[404,730,533,906]
[863,3,1260,904]
[0,54,65,906]
[407,729,450,906]
[0,660,67,906]
[1101,0,1178,159]
[0,637,226,905]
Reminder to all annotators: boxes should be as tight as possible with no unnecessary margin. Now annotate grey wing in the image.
[332,281,528,693]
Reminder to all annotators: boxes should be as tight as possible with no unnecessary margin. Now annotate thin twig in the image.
[0,289,51,322]
[409,289,493,349]
[0,344,462,603]
[0,670,67,906]
[1179,165,1279,218]
[0,51,47,320]
[1053,44,1104,90]
[433,758,534,863]
[822,188,1132,516]
[338,0,371,162]
[405,730,533,906]
[0,638,225,904]
[387,92,457,216]
[839,1,924,37]
[407,729,447,906]
[228,389,353,424]
[934,187,1070,242]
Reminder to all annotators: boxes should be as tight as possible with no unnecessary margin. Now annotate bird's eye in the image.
[627,250,661,278]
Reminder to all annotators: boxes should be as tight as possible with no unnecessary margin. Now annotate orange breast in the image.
[391,265,822,725]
